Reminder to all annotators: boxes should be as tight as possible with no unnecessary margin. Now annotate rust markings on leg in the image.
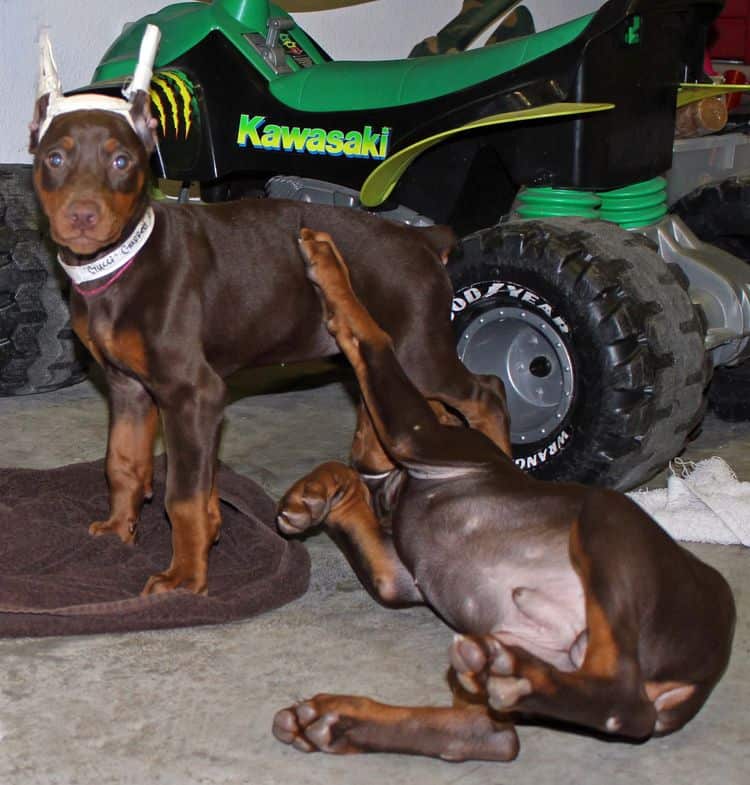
[143,486,221,595]
[90,405,159,543]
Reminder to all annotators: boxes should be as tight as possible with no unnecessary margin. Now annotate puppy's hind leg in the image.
[298,229,500,470]
[273,695,519,762]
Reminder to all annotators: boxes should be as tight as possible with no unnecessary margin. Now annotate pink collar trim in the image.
[73,255,140,297]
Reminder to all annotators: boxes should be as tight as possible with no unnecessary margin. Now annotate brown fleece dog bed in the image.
[0,457,309,637]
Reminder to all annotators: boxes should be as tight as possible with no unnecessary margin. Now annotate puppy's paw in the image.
[273,695,371,755]
[298,229,350,297]
[141,566,207,595]
[450,635,531,711]
[89,517,137,544]
[276,478,331,535]
[298,229,337,273]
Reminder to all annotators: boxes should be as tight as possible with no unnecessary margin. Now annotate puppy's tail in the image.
[418,224,457,266]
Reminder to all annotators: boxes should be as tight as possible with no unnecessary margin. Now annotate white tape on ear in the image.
[125,24,162,99]
[38,96,141,142]
[36,24,162,143]
[37,28,63,100]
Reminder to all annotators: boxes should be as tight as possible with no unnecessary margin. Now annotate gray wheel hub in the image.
[456,305,574,443]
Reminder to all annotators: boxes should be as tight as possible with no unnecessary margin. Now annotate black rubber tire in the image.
[706,363,750,422]
[448,218,710,490]
[671,175,750,421]
[0,165,86,395]
[671,175,750,262]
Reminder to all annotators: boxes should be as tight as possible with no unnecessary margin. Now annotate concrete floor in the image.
[0,361,748,785]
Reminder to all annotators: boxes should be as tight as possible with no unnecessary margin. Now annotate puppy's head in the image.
[31,107,153,257]
[30,25,160,256]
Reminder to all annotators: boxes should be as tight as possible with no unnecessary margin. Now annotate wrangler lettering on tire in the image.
[448,218,709,490]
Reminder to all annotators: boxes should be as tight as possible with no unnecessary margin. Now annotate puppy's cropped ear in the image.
[129,91,159,155]
[31,29,62,154]
[29,94,51,154]
[126,24,161,154]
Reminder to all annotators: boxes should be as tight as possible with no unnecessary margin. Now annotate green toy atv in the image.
[5,0,750,491]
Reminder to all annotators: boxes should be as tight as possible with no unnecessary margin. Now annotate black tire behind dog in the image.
[449,218,709,490]
[671,175,750,262]
[705,362,750,422]
[0,165,86,395]
[671,175,750,421]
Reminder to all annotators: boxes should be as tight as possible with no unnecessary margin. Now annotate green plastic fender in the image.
[93,1,326,84]
[93,4,594,113]
[359,102,615,208]
[270,14,594,113]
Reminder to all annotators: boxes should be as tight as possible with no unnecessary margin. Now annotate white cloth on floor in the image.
[627,457,750,546]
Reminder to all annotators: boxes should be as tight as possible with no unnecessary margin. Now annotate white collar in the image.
[57,207,155,285]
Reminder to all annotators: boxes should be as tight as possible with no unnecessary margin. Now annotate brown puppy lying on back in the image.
[272,230,735,762]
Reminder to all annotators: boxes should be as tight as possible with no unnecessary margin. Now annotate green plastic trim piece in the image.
[677,82,750,108]
[597,177,668,228]
[517,187,601,219]
[92,1,326,85]
[624,14,642,45]
[221,0,273,30]
[359,102,615,208]
[271,13,594,112]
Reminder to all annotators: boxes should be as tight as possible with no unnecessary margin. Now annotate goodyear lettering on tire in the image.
[451,281,571,334]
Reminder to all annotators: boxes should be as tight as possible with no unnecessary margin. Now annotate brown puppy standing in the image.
[29,30,509,595]
[272,230,735,762]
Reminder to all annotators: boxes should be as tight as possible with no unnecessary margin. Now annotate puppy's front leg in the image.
[143,368,226,595]
[277,461,422,606]
[90,368,158,544]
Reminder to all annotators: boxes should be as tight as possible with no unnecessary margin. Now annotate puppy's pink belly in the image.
[425,561,587,670]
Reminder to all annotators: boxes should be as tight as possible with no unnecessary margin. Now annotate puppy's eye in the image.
[47,151,64,168]
[113,154,131,171]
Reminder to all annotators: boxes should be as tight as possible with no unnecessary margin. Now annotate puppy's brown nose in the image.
[67,200,100,229]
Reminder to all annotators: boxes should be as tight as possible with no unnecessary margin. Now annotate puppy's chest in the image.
[72,309,149,377]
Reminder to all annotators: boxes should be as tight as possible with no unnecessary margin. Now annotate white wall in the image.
[0,0,602,164]
[297,0,602,59]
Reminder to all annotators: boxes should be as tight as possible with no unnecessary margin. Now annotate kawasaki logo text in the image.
[237,115,391,160]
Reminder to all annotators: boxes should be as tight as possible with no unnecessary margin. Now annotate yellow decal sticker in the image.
[150,70,197,140]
